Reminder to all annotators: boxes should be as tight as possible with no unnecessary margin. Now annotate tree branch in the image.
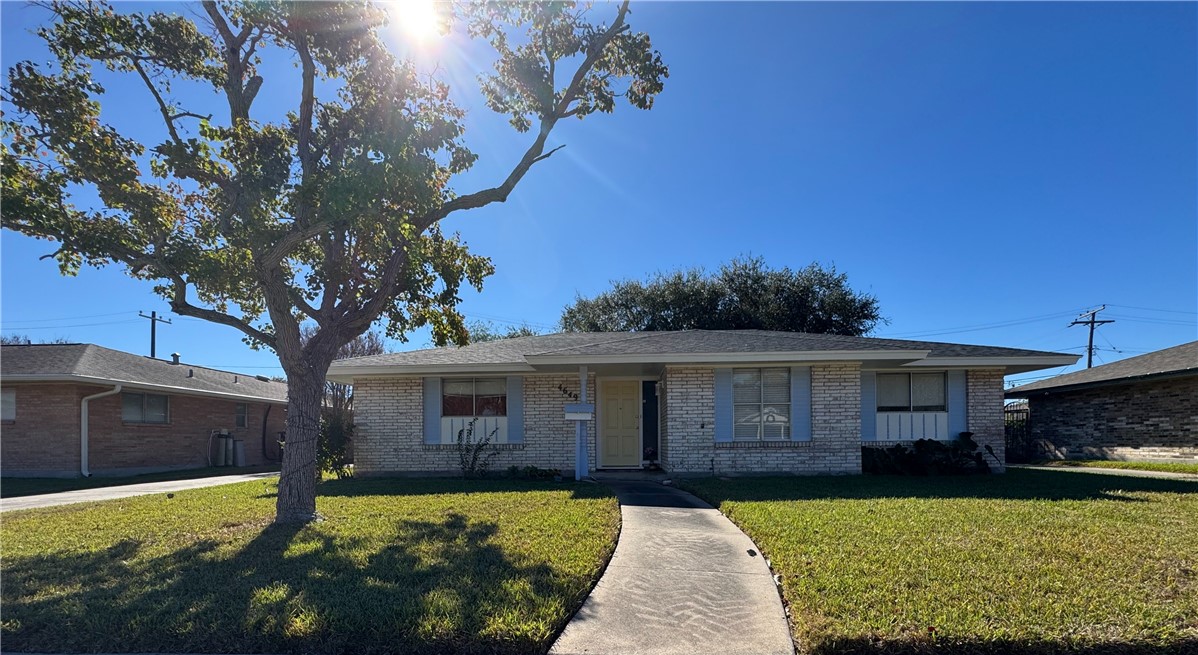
[168,273,276,348]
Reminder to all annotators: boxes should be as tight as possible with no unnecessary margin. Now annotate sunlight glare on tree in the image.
[387,0,446,43]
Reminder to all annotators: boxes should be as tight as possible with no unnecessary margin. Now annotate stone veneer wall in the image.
[661,363,862,475]
[967,369,1007,473]
[353,374,596,475]
[1027,376,1198,462]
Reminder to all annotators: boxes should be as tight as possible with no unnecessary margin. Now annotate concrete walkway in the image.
[0,471,279,512]
[1010,464,1198,481]
[551,481,793,655]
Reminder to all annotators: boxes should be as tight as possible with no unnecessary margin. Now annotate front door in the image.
[601,380,641,468]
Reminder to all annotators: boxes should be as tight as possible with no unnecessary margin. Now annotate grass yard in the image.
[683,470,1198,655]
[0,477,620,655]
[0,464,280,498]
[1033,459,1198,476]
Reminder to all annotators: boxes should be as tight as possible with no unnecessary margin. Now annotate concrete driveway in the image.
[551,481,793,655]
[0,471,278,512]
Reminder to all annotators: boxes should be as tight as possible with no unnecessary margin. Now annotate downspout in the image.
[80,384,122,477]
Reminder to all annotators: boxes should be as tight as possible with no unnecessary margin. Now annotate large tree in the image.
[561,256,884,336]
[2,0,666,522]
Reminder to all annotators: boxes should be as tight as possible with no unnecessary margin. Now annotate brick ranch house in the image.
[1006,340,1198,463]
[327,330,1077,477]
[1,343,288,477]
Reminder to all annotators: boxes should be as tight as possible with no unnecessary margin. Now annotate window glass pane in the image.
[877,374,910,411]
[1,390,14,421]
[442,380,474,416]
[762,404,790,439]
[762,368,790,404]
[732,369,761,404]
[145,394,168,423]
[235,403,248,428]
[733,404,760,440]
[475,378,507,417]
[912,373,946,411]
[122,393,144,422]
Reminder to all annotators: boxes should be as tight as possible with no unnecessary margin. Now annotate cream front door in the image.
[601,380,641,467]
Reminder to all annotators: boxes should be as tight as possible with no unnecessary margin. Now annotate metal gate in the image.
[1004,404,1033,463]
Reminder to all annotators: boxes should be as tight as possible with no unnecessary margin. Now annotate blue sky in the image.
[2,1,1195,387]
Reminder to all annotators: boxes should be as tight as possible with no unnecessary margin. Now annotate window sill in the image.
[122,422,172,427]
[716,440,812,449]
[422,443,525,451]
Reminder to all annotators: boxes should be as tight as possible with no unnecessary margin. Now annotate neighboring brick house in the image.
[1,344,288,477]
[1006,341,1198,463]
[328,330,1075,478]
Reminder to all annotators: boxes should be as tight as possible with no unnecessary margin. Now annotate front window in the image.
[732,368,790,440]
[877,373,946,412]
[122,392,169,424]
[1,389,14,421]
[442,378,507,417]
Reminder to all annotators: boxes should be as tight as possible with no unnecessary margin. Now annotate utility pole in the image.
[1069,305,1114,369]
[138,311,172,359]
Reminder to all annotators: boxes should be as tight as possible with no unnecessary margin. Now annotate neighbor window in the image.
[732,368,790,440]
[1,389,14,422]
[235,403,248,428]
[877,373,946,412]
[122,392,169,424]
[441,378,507,417]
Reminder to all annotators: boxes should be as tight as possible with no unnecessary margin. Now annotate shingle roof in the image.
[1,343,288,403]
[1006,341,1198,396]
[331,329,1071,371]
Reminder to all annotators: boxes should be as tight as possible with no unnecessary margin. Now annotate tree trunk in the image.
[275,364,329,523]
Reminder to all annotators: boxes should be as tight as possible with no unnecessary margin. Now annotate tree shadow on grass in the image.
[2,511,577,654]
[684,468,1198,507]
[316,475,613,502]
[806,635,1198,655]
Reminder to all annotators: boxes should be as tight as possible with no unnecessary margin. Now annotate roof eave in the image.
[327,361,537,383]
[1,374,288,404]
[909,355,1080,374]
[1006,367,1198,398]
[523,349,932,365]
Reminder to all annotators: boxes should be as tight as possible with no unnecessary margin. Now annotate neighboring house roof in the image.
[1,343,288,403]
[1006,340,1198,397]
[329,330,1077,380]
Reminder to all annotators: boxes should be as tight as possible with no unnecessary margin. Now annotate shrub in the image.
[862,433,990,475]
[456,419,500,478]
[505,465,561,480]
[318,413,354,479]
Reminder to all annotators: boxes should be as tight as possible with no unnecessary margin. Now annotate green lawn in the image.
[1033,459,1198,476]
[0,464,280,498]
[683,470,1198,655]
[1,477,620,655]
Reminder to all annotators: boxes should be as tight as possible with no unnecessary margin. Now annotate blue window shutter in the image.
[714,369,733,442]
[790,366,812,441]
[947,370,967,438]
[423,377,441,444]
[860,372,877,441]
[506,376,524,443]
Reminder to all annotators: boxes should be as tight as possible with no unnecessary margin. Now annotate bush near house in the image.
[1,477,619,655]
[684,470,1198,655]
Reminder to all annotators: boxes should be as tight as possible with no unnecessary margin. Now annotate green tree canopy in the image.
[2,0,666,522]
[561,256,884,336]
[465,319,542,343]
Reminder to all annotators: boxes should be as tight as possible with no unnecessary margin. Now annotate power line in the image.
[0,311,138,325]
[2,319,142,330]
[878,309,1085,339]
[1107,304,1197,315]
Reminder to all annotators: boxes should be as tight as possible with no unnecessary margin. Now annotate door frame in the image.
[596,376,657,469]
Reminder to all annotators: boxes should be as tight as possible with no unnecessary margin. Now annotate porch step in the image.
[592,469,670,482]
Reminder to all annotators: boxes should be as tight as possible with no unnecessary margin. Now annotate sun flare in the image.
[388,0,446,43]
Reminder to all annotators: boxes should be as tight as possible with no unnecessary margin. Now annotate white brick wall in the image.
[968,368,1006,472]
[661,364,862,475]
[354,374,596,475]
[353,365,1003,476]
